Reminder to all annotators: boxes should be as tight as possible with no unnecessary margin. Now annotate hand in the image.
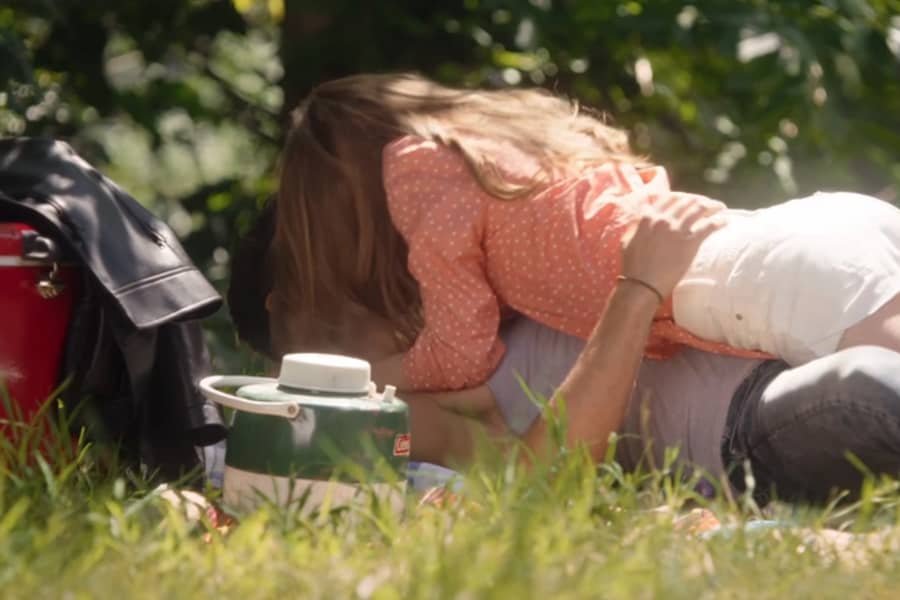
[621,193,726,298]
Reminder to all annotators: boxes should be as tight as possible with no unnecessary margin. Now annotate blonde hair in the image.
[271,72,643,353]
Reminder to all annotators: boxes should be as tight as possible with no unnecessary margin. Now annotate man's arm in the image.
[403,386,509,467]
[521,282,658,462]
[522,193,726,463]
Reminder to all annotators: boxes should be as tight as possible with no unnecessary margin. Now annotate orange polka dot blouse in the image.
[383,135,765,391]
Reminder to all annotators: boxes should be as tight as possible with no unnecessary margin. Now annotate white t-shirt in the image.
[487,318,762,477]
[673,192,900,365]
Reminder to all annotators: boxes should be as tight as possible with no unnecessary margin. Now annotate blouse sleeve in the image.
[383,137,505,391]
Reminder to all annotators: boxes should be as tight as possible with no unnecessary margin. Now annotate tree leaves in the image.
[1,1,898,369]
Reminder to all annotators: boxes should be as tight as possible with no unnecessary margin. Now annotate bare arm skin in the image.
[404,385,509,466]
[521,282,658,462]
[377,194,726,466]
[522,193,726,463]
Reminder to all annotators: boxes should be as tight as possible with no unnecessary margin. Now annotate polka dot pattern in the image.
[383,135,768,391]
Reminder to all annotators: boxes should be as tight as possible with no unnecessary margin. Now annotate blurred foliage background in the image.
[2,0,899,371]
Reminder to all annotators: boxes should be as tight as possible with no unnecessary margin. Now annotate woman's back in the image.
[383,134,760,390]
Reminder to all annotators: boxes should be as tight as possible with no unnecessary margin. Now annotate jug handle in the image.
[199,375,302,420]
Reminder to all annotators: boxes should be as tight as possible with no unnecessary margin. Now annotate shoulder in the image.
[382,135,468,182]
[382,135,486,242]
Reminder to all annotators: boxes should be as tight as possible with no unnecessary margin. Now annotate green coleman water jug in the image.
[199,353,410,514]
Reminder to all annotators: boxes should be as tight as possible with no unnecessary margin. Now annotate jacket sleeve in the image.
[383,137,505,391]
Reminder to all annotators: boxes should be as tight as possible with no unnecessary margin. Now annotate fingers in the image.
[620,193,728,298]
[664,194,725,237]
[629,193,727,242]
[672,199,708,230]
[654,193,680,212]
[688,213,726,238]
[671,193,726,220]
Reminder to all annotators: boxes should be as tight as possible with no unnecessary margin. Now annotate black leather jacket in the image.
[0,137,226,480]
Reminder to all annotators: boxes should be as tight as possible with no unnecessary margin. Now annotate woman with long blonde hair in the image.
[270,72,900,392]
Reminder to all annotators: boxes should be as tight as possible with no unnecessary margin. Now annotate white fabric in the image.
[673,192,900,365]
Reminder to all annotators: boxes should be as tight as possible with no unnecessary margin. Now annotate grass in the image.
[3,401,900,598]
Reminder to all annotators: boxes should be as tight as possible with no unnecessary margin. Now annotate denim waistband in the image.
[720,359,789,499]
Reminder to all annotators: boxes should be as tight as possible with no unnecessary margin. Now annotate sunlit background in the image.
[3,0,898,370]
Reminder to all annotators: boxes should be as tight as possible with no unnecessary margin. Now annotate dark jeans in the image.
[722,346,900,505]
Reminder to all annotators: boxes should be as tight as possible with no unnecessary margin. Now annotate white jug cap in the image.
[277,353,372,395]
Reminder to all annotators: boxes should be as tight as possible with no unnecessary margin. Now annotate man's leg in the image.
[723,346,900,504]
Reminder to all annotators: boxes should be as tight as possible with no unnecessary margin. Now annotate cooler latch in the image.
[21,232,65,300]
[36,262,65,299]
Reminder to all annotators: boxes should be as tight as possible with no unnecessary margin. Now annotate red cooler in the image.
[0,223,79,437]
